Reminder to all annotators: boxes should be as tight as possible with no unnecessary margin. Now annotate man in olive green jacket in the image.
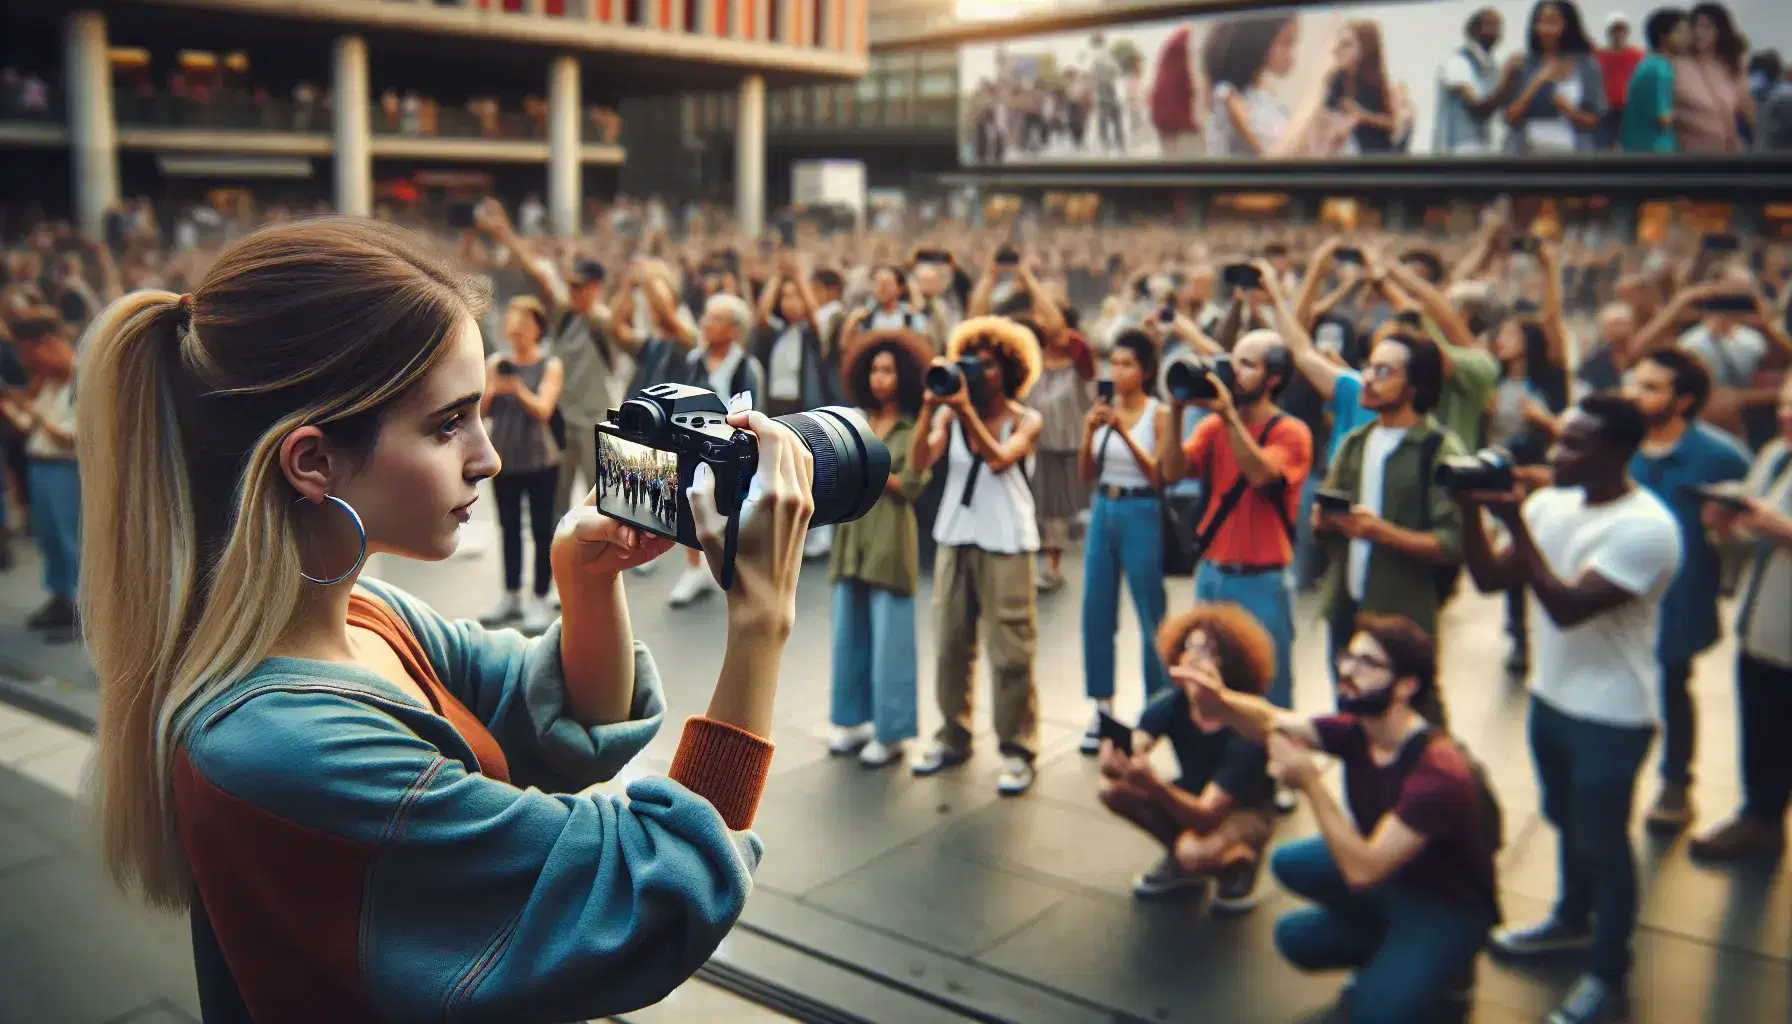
[1314,334,1466,728]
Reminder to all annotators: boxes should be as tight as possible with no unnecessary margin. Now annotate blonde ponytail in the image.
[78,218,484,911]
[79,290,209,907]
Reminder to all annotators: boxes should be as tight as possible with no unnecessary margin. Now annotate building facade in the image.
[0,0,869,236]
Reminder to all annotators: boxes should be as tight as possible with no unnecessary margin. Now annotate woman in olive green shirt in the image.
[828,334,933,767]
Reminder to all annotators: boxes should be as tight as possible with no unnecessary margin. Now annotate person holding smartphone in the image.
[478,296,565,634]
[74,218,815,1023]
[1076,330,1177,751]
[1096,603,1276,908]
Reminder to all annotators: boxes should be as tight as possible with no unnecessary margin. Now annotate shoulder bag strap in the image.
[1416,429,1447,532]
[1191,415,1289,559]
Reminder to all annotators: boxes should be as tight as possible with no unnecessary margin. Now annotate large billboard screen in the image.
[958,0,1790,165]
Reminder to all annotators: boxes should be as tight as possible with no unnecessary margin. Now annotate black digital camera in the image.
[925,356,992,410]
[1164,353,1235,402]
[595,384,890,589]
[1434,447,1515,494]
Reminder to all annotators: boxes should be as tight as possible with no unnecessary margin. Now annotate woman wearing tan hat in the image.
[826,332,934,768]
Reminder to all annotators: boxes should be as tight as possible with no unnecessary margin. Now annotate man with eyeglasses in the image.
[1313,330,1464,728]
[1191,614,1499,1021]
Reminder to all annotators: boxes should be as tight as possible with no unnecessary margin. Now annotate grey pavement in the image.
[1,485,1788,1023]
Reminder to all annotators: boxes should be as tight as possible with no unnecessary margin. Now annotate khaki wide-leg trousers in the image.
[931,544,1040,761]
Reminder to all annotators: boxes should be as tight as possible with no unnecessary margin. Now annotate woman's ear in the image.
[278,426,342,503]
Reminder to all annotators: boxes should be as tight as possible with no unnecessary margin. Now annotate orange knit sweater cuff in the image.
[666,716,774,831]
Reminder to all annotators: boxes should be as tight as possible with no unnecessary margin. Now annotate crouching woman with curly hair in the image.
[1097,602,1279,910]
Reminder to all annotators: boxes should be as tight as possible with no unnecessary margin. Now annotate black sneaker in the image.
[1490,917,1594,958]
[27,595,74,631]
[1210,858,1261,913]
[1078,711,1102,756]
[1547,974,1629,1024]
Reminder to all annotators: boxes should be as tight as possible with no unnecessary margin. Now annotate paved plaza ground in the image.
[0,488,1786,1023]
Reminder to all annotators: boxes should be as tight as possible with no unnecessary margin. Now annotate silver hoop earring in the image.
[293,494,368,586]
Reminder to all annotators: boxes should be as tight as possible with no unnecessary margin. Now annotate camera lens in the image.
[1164,356,1219,402]
[925,364,963,397]
[773,407,893,527]
[1435,448,1514,493]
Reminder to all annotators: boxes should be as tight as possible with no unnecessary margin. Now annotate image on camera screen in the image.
[596,432,680,539]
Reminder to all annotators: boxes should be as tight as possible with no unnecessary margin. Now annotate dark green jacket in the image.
[1319,416,1466,636]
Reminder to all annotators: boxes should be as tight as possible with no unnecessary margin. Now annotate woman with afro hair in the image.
[908,315,1047,795]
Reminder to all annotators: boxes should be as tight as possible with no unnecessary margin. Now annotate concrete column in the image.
[548,56,582,238]
[65,10,119,236]
[332,36,371,217]
[735,74,765,238]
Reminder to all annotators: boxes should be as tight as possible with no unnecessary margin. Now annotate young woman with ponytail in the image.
[78,218,815,1023]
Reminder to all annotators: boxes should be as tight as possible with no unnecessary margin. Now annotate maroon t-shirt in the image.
[1312,715,1500,920]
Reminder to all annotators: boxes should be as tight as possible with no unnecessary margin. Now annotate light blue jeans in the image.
[1081,493,1170,701]
[1194,560,1294,709]
[28,460,80,599]
[830,580,919,745]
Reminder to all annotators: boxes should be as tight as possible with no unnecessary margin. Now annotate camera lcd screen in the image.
[595,430,681,541]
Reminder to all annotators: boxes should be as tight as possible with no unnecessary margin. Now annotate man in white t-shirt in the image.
[1456,394,1681,1024]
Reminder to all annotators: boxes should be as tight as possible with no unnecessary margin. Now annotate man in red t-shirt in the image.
[1596,14,1645,149]
[1193,613,1498,1022]
[1161,328,1312,715]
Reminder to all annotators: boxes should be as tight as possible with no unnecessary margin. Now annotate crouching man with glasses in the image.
[1193,614,1499,1024]
[1096,604,1278,910]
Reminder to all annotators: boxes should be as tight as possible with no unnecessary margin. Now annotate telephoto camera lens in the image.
[1434,448,1516,493]
[1164,354,1232,402]
[925,363,964,397]
[772,408,893,526]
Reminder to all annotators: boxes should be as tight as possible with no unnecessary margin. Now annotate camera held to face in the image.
[1164,353,1235,403]
[595,384,891,589]
[1434,447,1516,494]
[926,355,993,409]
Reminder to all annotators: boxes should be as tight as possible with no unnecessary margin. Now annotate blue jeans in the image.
[1195,561,1294,708]
[1081,494,1170,702]
[28,460,80,599]
[830,580,919,745]
[1528,695,1654,986]
[1272,835,1492,1024]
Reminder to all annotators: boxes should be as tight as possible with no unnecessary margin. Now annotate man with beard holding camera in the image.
[1161,329,1313,733]
[1191,614,1499,1022]
[1621,350,1750,834]
[1313,325,1463,729]
[1457,394,1681,1024]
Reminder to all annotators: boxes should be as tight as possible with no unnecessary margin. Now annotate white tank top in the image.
[1093,398,1158,491]
[932,414,1041,555]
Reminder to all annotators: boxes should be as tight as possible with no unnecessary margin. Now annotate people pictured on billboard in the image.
[956,0,1782,165]
[1502,1,1607,154]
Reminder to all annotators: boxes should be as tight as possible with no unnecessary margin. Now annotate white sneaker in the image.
[520,592,554,635]
[827,723,875,755]
[479,590,521,626]
[803,524,834,560]
[668,567,717,607]
[996,756,1035,796]
[859,739,902,768]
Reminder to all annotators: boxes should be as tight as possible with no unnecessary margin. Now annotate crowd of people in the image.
[964,1,1790,163]
[3,185,1792,1022]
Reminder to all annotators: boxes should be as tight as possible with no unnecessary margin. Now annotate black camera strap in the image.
[1190,415,1290,562]
[954,420,1031,508]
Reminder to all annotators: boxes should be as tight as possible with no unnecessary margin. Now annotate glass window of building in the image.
[885,70,912,123]
[855,73,880,126]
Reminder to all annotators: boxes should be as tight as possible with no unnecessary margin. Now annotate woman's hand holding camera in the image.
[552,503,677,584]
[1085,401,1116,432]
[688,410,815,634]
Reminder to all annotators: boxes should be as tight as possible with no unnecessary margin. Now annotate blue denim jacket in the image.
[174,578,762,1024]
[1629,423,1752,665]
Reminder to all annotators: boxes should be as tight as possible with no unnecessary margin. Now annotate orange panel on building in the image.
[597,0,613,19]
[743,0,757,38]
[830,0,845,50]
[657,0,671,28]
[790,0,805,45]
